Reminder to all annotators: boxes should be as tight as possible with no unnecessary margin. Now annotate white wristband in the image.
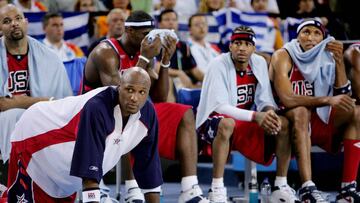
[139,55,150,64]
[82,189,100,202]
[160,61,171,68]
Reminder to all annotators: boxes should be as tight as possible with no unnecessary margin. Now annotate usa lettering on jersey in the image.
[292,80,314,96]
[8,70,29,94]
[237,84,256,105]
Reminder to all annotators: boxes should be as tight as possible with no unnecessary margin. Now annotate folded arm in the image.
[0,95,48,112]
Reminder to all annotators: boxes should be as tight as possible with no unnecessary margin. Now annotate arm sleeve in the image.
[70,98,114,183]
[215,103,254,122]
[131,101,163,189]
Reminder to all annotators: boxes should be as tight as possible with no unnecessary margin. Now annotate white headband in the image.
[124,21,153,27]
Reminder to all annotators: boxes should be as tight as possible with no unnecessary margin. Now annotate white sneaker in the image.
[270,184,300,203]
[299,185,329,203]
[99,180,110,194]
[124,187,145,203]
[178,185,209,203]
[208,186,227,203]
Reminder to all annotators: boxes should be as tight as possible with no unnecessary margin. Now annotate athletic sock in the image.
[211,177,224,189]
[342,139,360,183]
[125,179,139,192]
[274,176,287,187]
[301,180,315,188]
[181,175,198,192]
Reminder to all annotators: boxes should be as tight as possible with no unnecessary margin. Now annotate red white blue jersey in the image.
[106,38,139,70]
[10,87,162,198]
[236,65,258,110]
[82,38,139,93]
[289,64,314,96]
[7,53,30,95]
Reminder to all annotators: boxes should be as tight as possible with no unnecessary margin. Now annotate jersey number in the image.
[237,84,255,105]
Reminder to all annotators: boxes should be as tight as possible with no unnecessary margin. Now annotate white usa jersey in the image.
[9,87,162,198]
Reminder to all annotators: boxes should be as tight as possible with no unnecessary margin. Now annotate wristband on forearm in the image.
[333,80,352,95]
[139,55,150,64]
[160,61,171,68]
[82,188,100,203]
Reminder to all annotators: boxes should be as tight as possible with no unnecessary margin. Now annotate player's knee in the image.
[279,116,290,136]
[217,118,235,140]
[292,106,310,121]
[181,108,196,126]
[291,106,310,123]
[289,106,310,133]
[353,106,360,125]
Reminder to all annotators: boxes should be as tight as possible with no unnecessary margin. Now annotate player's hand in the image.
[326,40,344,63]
[161,35,177,65]
[0,97,10,112]
[0,95,28,111]
[140,35,162,59]
[328,94,356,113]
[350,45,360,67]
[254,110,282,135]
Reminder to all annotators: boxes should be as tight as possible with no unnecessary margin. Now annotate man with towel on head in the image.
[196,25,297,203]
[270,19,360,203]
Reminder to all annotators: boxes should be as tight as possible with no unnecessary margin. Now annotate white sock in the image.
[125,179,139,192]
[181,175,198,192]
[211,177,224,188]
[274,176,287,187]
[301,180,315,188]
[341,181,353,188]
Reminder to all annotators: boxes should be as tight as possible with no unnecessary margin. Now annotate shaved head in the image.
[0,4,24,20]
[120,66,151,88]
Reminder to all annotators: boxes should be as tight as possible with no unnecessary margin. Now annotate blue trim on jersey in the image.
[70,87,118,182]
[70,89,162,188]
[132,99,163,189]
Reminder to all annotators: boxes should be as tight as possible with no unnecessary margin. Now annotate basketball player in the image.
[6,67,162,203]
[83,10,208,203]
[270,19,360,203]
[196,26,298,203]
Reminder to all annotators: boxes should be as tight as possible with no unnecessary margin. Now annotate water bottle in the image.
[249,175,259,203]
[260,178,271,203]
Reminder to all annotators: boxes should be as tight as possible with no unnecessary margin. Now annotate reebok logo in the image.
[89,166,98,171]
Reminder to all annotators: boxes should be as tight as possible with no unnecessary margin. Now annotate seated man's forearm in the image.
[13,96,49,109]
[0,96,48,111]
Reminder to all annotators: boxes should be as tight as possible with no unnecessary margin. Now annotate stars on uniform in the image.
[16,193,28,203]
[207,127,214,139]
